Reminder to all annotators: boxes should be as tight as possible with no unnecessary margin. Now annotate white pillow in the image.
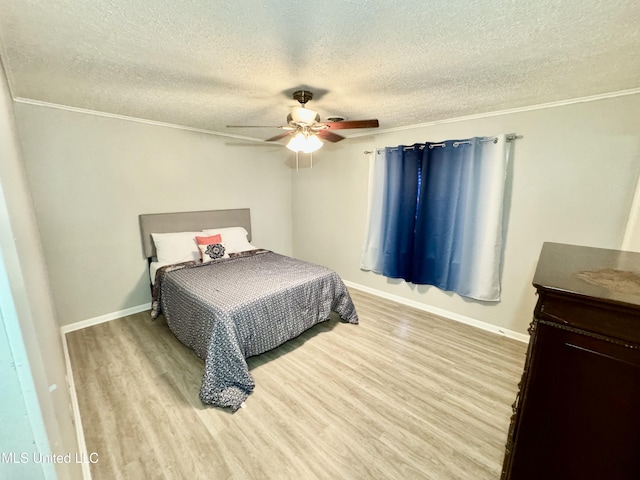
[201,227,257,254]
[151,231,209,264]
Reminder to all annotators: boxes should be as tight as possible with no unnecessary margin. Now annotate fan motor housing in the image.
[293,90,313,105]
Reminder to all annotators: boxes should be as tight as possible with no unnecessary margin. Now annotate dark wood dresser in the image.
[501,242,640,480]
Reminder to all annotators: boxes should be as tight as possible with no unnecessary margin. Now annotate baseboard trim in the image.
[60,330,92,480]
[60,303,151,334]
[343,280,530,343]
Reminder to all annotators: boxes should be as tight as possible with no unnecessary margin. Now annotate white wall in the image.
[0,59,81,479]
[622,173,640,252]
[292,94,640,335]
[13,104,293,326]
[11,92,640,337]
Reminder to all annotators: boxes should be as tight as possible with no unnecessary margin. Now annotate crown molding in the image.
[12,97,269,143]
[14,86,640,141]
[348,87,640,138]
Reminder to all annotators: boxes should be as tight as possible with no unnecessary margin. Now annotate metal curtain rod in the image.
[363,134,521,154]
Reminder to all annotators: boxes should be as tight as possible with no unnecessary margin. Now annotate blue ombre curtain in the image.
[381,145,421,278]
[360,135,509,301]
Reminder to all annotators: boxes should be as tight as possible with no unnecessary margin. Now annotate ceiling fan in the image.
[227,90,379,153]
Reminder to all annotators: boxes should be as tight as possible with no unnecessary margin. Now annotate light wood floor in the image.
[66,289,527,480]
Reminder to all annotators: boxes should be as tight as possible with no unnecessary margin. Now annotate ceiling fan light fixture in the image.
[290,106,319,126]
[286,132,307,152]
[286,131,323,153]
[302,134,323,153]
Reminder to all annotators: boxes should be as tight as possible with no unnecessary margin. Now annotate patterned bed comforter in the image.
[152,250,358,412]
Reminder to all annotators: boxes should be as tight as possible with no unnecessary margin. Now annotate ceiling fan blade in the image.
[265,132,291,142]
[317,130,345,143]
[322,119,379,130]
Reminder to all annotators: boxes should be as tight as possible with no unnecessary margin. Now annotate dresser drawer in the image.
[535,291,640,346]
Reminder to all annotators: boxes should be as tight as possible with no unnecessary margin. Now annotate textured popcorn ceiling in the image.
[0,0,639,141]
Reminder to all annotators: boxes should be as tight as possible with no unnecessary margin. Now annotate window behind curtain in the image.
[360,134,510,301]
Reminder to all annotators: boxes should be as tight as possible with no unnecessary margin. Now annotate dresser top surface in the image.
[533,242,640,308]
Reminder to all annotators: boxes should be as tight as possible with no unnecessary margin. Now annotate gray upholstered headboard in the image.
[139,208,252,259]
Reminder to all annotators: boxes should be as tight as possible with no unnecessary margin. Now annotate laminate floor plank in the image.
[66,288,527,480]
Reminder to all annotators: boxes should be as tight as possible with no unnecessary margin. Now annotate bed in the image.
[139,209,359,412]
